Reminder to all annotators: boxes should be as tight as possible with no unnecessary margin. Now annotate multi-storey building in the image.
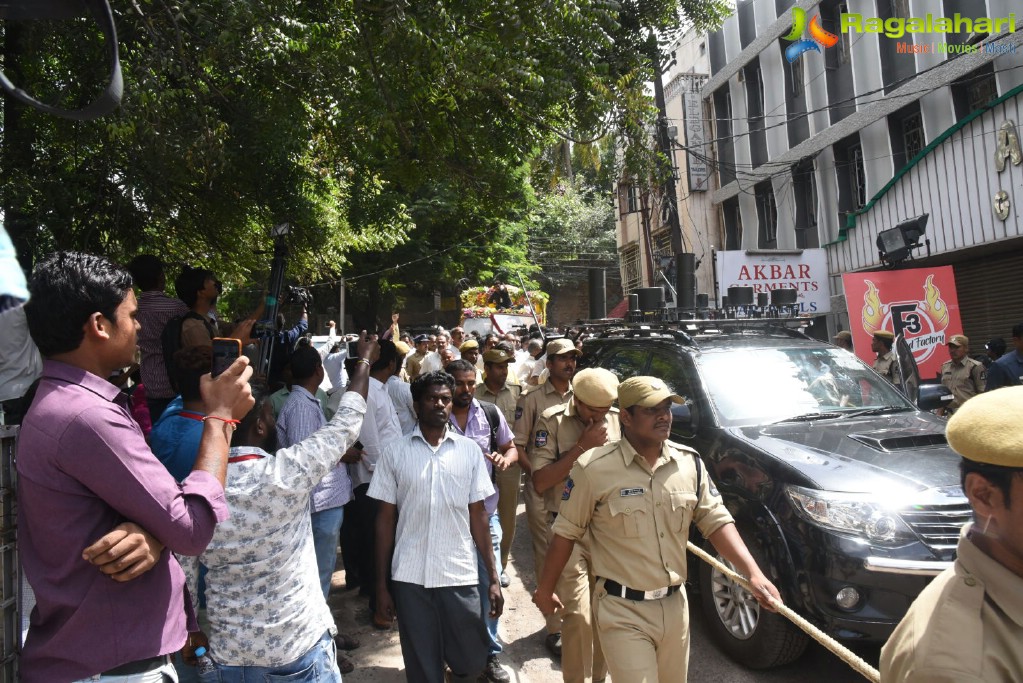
[614,28,723,307]
[704,0,1023,339]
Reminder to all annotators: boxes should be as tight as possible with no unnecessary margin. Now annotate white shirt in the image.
[183,392,367,666]
[420,351,442,375]
[0,304,42,403]
[447,344,461,360]
[386,375,417,435]
[332,377,402,487]
[323,349,348,392]
[368,426,495,588]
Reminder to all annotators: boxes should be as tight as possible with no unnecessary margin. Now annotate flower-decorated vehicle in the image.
[460,284,548,337]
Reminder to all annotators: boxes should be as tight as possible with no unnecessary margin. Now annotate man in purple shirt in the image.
[18,252,254,683]
[445,360,518,683]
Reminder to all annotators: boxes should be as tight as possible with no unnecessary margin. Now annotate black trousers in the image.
[341,483,378,604]
[392,581,489,683]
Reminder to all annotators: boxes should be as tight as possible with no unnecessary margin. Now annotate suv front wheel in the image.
[697,544,809,668]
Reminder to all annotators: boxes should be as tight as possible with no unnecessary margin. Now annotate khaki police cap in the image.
[618,376,685,410]
[873,330,895,341]
[482,348,514,364]
[459,339,479,352]
[572,368,619,408]
[546,338,582,356]
[833,330,852,342]
[394,340,411,356]
[946,386,1023,468]
[947,334,969,347]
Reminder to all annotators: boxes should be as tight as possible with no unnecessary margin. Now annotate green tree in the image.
[528,177,616,290]
[1,0,729,324]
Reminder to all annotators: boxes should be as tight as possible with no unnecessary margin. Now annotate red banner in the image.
[841,266,963,380]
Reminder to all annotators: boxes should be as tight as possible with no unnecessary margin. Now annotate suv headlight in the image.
[785,485,914,545]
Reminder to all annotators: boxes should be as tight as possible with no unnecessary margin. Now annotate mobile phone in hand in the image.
[347,340,360,358]
[211,338,242,377]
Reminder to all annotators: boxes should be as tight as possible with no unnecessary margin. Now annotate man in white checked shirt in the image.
[277,345,361,671]
[369,371,502,683]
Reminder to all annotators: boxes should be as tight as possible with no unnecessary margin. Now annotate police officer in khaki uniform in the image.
[531,368,620,683]
[832,329,854,352]
[939,334,985,415]
[512,337,580,656]
[872,330,901,387]
[406,334,430,379]
[476,347,523,582]
[880,387,1023,681]
[533,377,781,682]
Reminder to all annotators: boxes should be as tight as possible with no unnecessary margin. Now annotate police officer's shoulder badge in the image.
[515,406,523,420]
[562,477,574,500]
[535,430,548,447]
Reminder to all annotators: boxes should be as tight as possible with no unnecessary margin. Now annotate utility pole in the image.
[647,33,684,256]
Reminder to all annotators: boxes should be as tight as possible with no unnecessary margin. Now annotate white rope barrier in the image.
[686,541,881,683]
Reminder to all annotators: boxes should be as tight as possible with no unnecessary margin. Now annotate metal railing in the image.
[0,425,19,683]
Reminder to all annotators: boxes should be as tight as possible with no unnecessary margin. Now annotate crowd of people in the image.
[2,246,1022,683]
[839,325,1023,416]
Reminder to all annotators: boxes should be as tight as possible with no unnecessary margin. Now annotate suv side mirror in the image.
[917,383,953,411]
[671,403,693,427]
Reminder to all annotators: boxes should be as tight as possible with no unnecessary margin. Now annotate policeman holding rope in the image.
[533,376,781,682]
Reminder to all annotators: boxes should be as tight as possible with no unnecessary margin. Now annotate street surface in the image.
[329,496,879,682]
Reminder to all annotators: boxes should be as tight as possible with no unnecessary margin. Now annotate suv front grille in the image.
[899,503,972,560]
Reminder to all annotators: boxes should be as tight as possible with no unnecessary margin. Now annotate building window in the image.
[621,245,642,294]
[952,64,998,121]
[837,3,852,64]
[722,198,742,250]
[719,89,733,133]
[903,111,924,160]
[890,0,909,19]
[618,182,640,216]
[755,183,778,246]
[808,172,818,227]
[850,144,867,208]
[755,64,765,116]
[790,56,803,98]
[967,72,998,112]
[699,42,706,56]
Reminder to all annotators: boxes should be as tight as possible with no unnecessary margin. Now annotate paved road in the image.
[331,496,879,682]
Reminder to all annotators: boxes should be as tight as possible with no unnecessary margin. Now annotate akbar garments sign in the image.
[716,250,831,314]
[842,266,963,380]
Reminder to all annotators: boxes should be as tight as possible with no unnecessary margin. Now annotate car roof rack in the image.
[575,316,814,348]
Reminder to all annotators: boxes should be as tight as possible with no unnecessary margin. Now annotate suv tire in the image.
[697,543,808,669]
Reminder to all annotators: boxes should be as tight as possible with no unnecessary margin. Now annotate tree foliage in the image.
[1,0,729,322]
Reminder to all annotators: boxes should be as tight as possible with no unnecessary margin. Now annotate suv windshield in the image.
[696,347,913,426]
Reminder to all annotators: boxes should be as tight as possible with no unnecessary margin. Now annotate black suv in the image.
[580,320,967,668]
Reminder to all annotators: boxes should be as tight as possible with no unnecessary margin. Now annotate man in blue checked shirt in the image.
[445,360,519,683]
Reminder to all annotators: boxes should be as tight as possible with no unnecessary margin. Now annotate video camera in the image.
[285,285,312,306]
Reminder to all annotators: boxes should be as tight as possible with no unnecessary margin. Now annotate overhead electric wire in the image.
[669,32,1022,151]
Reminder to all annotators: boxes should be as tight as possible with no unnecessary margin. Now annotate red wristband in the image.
[203,415,240,426]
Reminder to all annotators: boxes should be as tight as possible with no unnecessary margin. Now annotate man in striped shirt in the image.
[370,371,501,683]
